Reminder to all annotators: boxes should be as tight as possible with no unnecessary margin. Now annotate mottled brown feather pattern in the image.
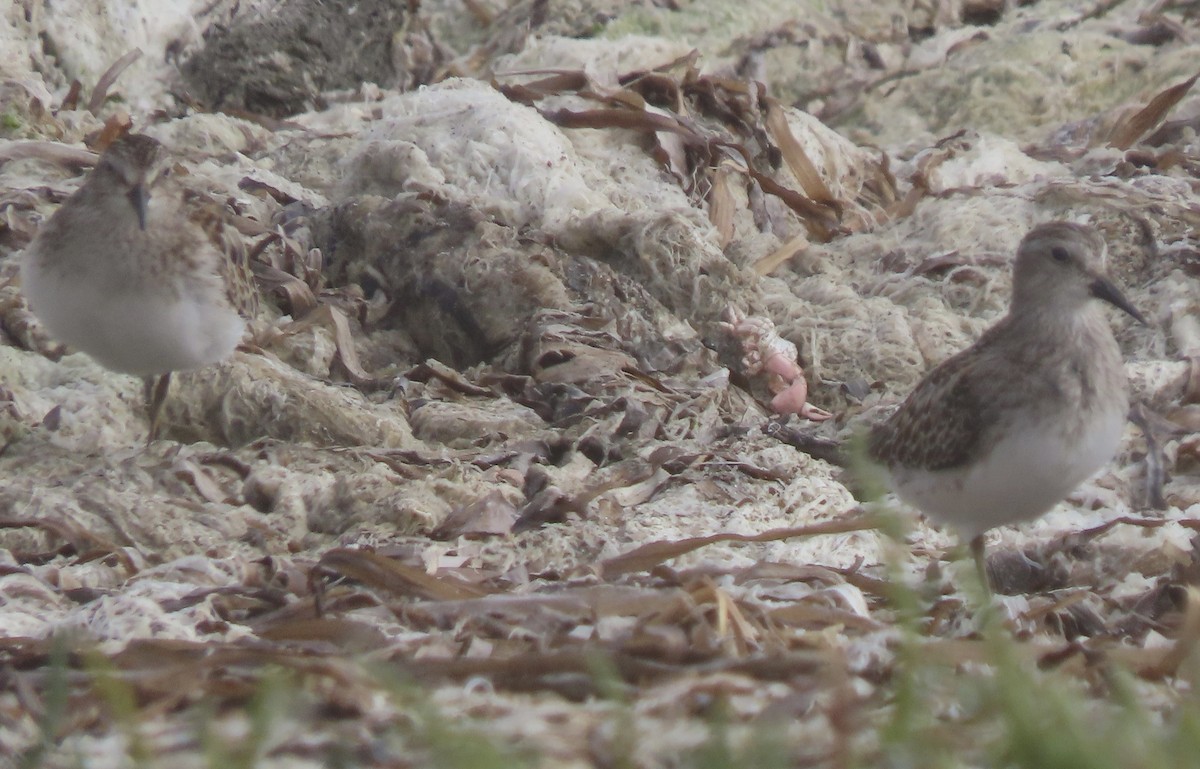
[29,135,258,318]
[865,220,1138,553]
[863,222,1140,589]
[867,309,1124,472]
[20,132,263,439]
[22,133,258,375]
[183,189,259,318]
[868,344,989,471]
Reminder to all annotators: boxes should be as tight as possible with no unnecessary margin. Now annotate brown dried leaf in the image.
[258,265,318,317]
[603,85,649,111]
[767,602,882,631]
[535,82,847,240]
[391,647,822,691]
[0,516,119,558]
[325,304,373,385]
[708,162,739,248]
[720,144,839,240]
[515,459,660,532]
[764,98,835,204]
[1137,586,1200,679]
[402,586,691,627]
[237,176,300,205]
[1106,72,1200,151]
[690,579,760,655]
[1185,355,1200,405]
[317,548,488,601]
[652,118,691,185]
[513,485,578,531]
[602,467,671,508]
[91,112,134,153]
[543,106,689,136]
[495,72,591,103]
[1145,114,1200,147]
[172,458,229,504]
[1165,404,1200,433]
[88,49,142,114]
[531,345,636,384]
[599,513,879,578]
[257,617,390,651]
[886,185,927,220]
[278,303,373,385]
[752,232,808,275]
[406,358,493,395]
[431,490,519,540]
[107,638,211,680]
[61,80,82,111]
[619,621,691,661]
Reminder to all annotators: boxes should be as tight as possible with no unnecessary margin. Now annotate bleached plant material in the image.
[344,80,616,232]
[2,0,1200,766]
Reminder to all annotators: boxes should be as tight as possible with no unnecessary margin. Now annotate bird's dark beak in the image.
[127,183,149,230]
[1090,277,1146,324]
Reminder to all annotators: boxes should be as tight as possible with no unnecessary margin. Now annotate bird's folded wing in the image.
[183,188,260,319]
[868,349,998,472]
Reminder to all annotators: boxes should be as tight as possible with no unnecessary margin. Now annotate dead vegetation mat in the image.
[2,0,1200,766]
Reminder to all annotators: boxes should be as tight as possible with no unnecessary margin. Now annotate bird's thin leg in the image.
[970,534,992,597]
[145,373,171,442]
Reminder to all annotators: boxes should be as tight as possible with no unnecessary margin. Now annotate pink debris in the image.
[721,307,833,421]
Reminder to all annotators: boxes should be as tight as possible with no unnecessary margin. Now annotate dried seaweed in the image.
[87,49,142,114]
[500,60,891,242]
[599,514,879,578]
[1104,72,1200,150]
[4,2,1200,766]
[315,548,489,602]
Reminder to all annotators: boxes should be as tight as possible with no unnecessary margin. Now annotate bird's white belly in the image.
[890,408,1126,539]
[22,262,243,376]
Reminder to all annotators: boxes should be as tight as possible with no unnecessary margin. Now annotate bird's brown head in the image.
[1011,221,1145,324]
[92,134,169,230]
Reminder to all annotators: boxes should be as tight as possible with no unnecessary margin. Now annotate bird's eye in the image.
[1050,246,1070,263]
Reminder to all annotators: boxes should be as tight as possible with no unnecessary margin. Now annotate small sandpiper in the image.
[20,133,258,440]
[867,221,1144,592]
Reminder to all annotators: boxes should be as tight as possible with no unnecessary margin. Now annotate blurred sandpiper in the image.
[867,221,1143,592]
[20,133,257,440]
